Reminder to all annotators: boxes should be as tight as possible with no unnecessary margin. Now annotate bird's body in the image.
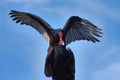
[9,10,102,80]
[45,45,75,80]
[44,29,75,80]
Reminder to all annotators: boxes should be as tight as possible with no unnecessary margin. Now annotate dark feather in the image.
[45,46,75,80]
[63,16,102,45]
[9,10,53,42]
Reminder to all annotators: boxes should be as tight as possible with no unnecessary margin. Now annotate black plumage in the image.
[45,46,75,80]
[9,10,102,80]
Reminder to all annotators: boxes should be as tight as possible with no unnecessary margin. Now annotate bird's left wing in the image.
[9,10,53,42]
[63,16,102,45]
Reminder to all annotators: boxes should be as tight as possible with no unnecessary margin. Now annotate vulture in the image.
[9,10,102,80]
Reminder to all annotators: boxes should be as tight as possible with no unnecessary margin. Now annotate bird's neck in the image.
[58,32,65,45]
[59,36,65,45]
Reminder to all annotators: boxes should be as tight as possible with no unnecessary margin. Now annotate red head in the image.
[58,31,65,45]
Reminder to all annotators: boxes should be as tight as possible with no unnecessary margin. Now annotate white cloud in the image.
[94,46,120,64]
[75,0,120,22]
[7,0,49,4]
[92,63,120,80]
[5,0,120,22]
[6,0,120,23]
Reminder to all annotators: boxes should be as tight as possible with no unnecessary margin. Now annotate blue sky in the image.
[0,0,120,80]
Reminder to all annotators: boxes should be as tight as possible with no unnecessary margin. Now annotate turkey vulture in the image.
[9,10,102,80]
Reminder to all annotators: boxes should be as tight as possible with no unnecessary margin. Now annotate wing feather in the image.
[9,10,53,42]
[63,16,102,45]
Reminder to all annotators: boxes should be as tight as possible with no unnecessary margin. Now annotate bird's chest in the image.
[52,46,68,68]
[54,46,67,60]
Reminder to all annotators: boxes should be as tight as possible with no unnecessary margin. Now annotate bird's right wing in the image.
[9,10,53,42]
[63,16,102,45]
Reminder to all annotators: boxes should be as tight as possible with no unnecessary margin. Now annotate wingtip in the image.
[10,10,17,12]
[9,10,15,15]
[9,10,20,15]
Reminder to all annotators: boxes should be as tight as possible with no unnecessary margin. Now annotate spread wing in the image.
[9,10,53,42]
[63,16,102,45]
